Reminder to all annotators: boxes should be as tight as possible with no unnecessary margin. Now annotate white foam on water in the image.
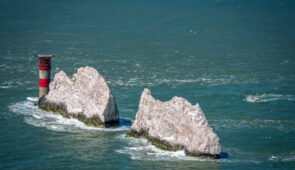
[135,63,141,67]
[269,155,277,161]
[269,153,295,162]
[8,97,130,133]
[116,134,230,162]
[27,97,38,102]
[116,134,199,161]
[244,94,295,103]
[0,85,13,89]
[280,60,289,65]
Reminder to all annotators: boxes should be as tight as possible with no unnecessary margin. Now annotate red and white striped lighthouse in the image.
[38,55,53,100]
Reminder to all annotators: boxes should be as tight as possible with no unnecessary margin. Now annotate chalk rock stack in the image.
[127,89,221,158]
[39,66,119,127]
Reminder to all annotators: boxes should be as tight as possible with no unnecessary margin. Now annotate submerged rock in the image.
[39,66,119,127]
[127,89,221,158]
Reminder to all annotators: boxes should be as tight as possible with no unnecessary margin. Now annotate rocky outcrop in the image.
[39,66,119,127]
[127,89,221,158]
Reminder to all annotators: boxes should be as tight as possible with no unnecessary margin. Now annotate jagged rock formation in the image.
[127,89,221,158]
[39,66,119,127]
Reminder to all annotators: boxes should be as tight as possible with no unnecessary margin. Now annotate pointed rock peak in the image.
[77,66,97,74]
[142,88,151,96]
[140,88,156,103]
[55,70,67,78]
[171,96,187,103]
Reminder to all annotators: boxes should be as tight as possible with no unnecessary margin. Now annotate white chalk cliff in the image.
[128,88,221,158]
[39,66,119,127]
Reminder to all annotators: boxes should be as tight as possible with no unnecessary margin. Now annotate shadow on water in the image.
[106,118,132,128]
[118,118,132,126]
[220,152,230,159]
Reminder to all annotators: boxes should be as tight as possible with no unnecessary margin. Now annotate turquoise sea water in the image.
[1,0,295,169]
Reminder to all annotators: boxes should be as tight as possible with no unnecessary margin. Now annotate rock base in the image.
[39,97,119,128]
[126,130,220,159]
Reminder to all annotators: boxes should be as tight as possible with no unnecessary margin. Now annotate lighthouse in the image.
[38,55,53,102]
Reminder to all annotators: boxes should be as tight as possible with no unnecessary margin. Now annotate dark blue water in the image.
[1,0,295,169]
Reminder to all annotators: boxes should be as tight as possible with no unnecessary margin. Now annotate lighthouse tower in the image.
[38,55,53,101]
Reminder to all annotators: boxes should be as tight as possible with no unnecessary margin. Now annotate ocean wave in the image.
[0,85,14,89]
[108,75,238,87]
[116,134,205,161]
[26,97,38,102]
[0,63,15,70]
[244,94,295,103]
[0,80,34,89]
[8,97,130,132]
[0,81,16,89]
[210,119,295,132]
[116,134,231,162]
[280,60,289,65]
[269,153,295,162]
[116,134,266,164]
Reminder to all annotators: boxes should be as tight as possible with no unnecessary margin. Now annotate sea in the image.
[0,0,295,169]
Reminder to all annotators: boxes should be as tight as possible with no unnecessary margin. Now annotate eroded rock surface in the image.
[127,88,221,158]
[39,66,119,127]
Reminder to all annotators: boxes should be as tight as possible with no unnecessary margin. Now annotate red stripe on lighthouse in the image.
[39,65,51,70]
[39,79,50,87]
